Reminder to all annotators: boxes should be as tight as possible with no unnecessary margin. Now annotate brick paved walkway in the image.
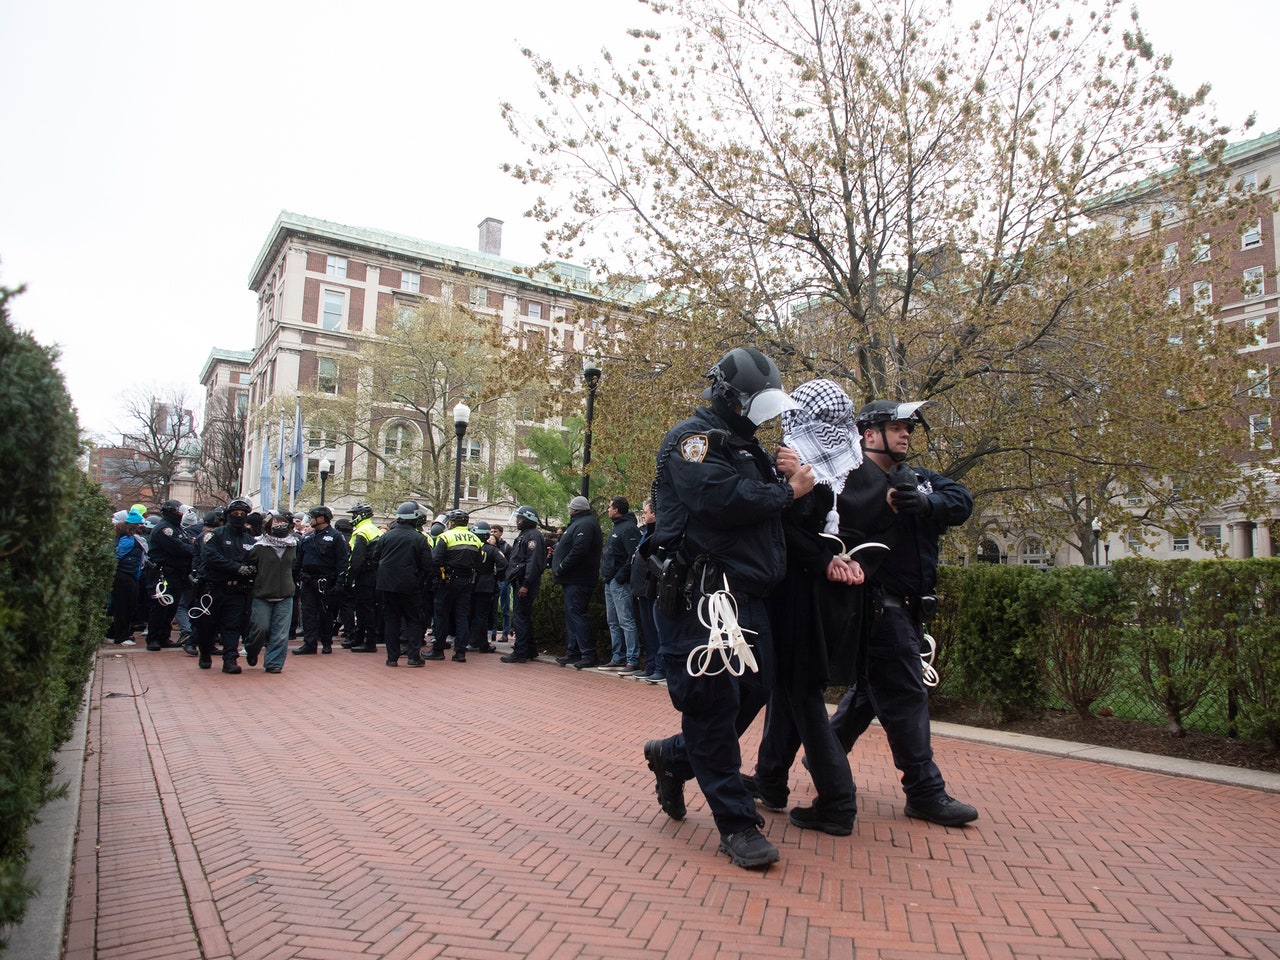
[66,646,1280,960]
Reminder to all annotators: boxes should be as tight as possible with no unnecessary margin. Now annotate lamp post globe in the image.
[453,402,471,509]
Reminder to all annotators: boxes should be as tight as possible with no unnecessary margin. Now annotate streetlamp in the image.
[453,401,471,509]
[1091,517,1102,566]
[581,356,602,499]
[318,457,331,506]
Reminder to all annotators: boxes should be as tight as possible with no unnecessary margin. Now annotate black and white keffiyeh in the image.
[781,379,862,534]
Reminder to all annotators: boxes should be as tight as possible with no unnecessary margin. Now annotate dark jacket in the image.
[247,540,297,600]
[653,406,791,597]
[431,526,484,578]
[375,521,431,595]
[147,519,194,575]
[600,510,641,585]
[295,527,350,585]
[505,525,547,588]
[552,511,603,585]
[629,519,657,600]
[473,541,508,594]
[201,523,257,588]
[871,465,973,599]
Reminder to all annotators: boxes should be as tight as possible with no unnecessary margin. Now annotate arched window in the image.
[977,539,1002,564]
[383,422,415,457]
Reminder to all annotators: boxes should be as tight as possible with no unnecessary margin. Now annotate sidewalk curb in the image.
[3,661,95,960]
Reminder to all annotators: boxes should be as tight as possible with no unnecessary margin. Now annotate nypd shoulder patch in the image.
[680,434,709,463]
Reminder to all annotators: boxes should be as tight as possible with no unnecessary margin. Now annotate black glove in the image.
[891,487,933,517]
[886,462,917,490]
[237,565,255,577]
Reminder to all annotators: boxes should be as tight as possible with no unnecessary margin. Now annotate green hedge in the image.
[0,285,114,946]
[932,558,1280,744]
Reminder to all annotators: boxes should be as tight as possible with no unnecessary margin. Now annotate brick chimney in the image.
[478,218,504,256]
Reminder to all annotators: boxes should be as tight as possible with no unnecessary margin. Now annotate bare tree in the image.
[114,385,200,502]
[199,387,246,502]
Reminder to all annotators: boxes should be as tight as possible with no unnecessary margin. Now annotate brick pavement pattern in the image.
[68,647,1280,960]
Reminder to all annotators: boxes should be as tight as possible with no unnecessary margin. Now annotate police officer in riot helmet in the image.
[642,346,814,870]
[376,501,432,666]
[428,509,483,661]
[195,498,256,674]
[345,503,382,652]
[500,506,546,663]
[144,499,195,651]
[292,505,350,655]
[827,398,979,827]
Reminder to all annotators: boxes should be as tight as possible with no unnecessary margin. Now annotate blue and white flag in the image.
[289,399,305,503]
[259,434,274,510]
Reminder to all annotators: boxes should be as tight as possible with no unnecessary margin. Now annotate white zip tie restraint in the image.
[818,533,890,561]
[687,576,759,678]
[153,576,174,606]
[188,592,213,620]
[921,633,939,688]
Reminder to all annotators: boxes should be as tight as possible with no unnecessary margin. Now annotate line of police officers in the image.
[161,498,516,673]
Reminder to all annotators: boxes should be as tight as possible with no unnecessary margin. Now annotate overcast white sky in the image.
[2,0,1275,438]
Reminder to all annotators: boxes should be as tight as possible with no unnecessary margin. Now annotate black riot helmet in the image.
[702,347,798,427]
[444,509,469,528]
[308,505,333,523]
[348,502,374,521]
[160,499,184,524]
[855,400,929,463]
[396,500,424,524]
[512,505,540,531]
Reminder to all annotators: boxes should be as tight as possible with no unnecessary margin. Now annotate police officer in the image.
[468,519,507,654]
[377,501,432,666]
[292,506,350,655]
[345,503,382,653]
[428,509,483,662]
[145,499,195,651]
[500,506,546,664]
[197,498,256,674]
[551,496,604,669]
[641,346,814,870]
[829,399,979,827]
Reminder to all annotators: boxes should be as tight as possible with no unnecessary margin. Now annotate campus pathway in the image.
[61,644,1280,960]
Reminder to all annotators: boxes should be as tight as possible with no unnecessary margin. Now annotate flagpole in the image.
[275,411,286,508]
[289,394,302,513]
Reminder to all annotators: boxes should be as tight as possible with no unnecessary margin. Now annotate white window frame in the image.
[1249,365,1271,398]
[1243,266,1265,300]
[462,438,483,500]
[326,255,347,278]
[322,289,345,330]
[1250,413,1272,450]
[527,302,543,320]
[306,428,329,451]
[470,286,488,308]
[1200,525,1222,550]
[383,422,414,457]
[1162,242,1179,269]
[1240,171,1258,192]
[1191,233,1210,264]
[1166,286,1181,307]
[317,358,339,395]
[1243,219,1263,249]
[401,272,419,293]
[1172,536,1190,553]
[1192,280,1213,313]
[1247,314,1270,346]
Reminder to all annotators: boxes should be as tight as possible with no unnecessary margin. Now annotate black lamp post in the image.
[1091,517,1102,566]
[318,457,331,506]
[453,401,471,509]
[581,357,602,499]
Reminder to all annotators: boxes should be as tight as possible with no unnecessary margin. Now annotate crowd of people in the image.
[105,345,977,872]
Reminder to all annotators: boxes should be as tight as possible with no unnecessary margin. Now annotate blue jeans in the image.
[250,598,293,671]
[562,582,595,661]
[494,580,512,640]
[605,579,641,664]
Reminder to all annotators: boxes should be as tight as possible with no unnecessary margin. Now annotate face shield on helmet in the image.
[703,347,799,426]
[855,400,930,462]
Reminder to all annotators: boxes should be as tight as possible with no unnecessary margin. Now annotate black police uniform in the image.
[468,540,507,653]
[830,463,973,804]
[431,527,483,660]
[145,512,194,649]
[375,520,431,664]
[646,404,793,839]
[198,519,256,668]
[346,517,382,651]
[293,523,350,653]
[504,523,546,661]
